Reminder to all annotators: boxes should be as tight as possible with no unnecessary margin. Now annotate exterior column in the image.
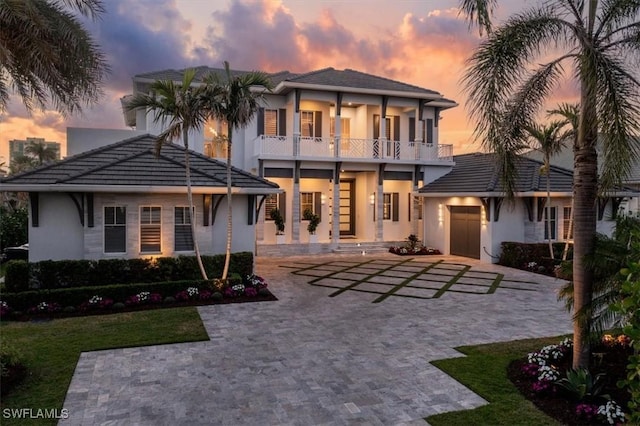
[292,161,301,243]
[412,165,421,236]
[375,164,385,242]
[293,88,301,157]
[334,92,342,158]
[331,162,341,245]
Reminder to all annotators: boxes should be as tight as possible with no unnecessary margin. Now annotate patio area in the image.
[61,253,572,425]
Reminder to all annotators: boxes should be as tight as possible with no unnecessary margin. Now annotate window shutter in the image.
[279,109,287,136]
[392,193,399,222]
[247,196,255,225]
[315,111,322,137]
[426,119,433,144]
[257,108,264,137]
[279,192,286,222]
[314,192,322,221]
[373,114,380,139]
[393,116,400,141]
[409,117,415,142]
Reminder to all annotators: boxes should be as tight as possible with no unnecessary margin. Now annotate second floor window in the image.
[140,206,161,253]
[264,109,278,136]
[301,111,315,137]
[330,117,351,150]
[204,118,228,159]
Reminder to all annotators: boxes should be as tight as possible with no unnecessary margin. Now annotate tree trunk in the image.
[563,199,574,261]
[222,128,233,280]
[572,49,599,369]
[546,155,554,259]
[184,131,208,281]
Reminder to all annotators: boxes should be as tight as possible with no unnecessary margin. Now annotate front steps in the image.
[256,241,404,257]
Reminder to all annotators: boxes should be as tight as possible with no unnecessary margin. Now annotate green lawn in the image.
[426,336,569,426]
[0,307,209,425]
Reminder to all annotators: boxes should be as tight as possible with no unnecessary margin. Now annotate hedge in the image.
[498,242,572,271]
[1,275,243,312]
[4,252,253,292]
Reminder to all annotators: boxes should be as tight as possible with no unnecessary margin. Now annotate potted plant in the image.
[303,208,321,243]
[270,208,285,244]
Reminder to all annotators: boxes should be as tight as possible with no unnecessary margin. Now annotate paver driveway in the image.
[62,254,572,425]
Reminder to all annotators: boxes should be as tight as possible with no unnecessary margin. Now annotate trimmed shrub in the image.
[4,261,29,292]
[499,242,571,273]
[6,252,254,292]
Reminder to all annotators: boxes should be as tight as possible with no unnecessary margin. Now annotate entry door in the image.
[339,179,355,236]
[450,206,481,259]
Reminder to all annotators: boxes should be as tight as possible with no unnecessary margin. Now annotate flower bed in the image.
[508,336,631,424]
[0,274,275,322]
[389,246,441,255]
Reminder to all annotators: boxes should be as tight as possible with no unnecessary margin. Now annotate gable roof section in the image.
[1,135,279,194]
[419,153,576,196]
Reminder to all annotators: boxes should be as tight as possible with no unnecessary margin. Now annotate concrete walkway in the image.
[61,254,572,425]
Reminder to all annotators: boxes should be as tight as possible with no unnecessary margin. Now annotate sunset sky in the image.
[0,0,579,165]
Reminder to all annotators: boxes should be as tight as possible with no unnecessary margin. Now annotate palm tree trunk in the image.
[184,132,208,280]
[563,200,574,261]
[572,53,599,370]
[546,155,554,259]
[222,129,233,280]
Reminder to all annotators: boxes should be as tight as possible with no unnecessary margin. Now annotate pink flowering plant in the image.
[0,301,12,318]
[80,295,114,311]
[126,291,162,306]
[27,301,62,314]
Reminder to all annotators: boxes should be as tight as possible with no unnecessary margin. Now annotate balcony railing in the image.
[256,136,453,163]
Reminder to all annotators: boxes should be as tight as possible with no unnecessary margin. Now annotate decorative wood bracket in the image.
[480,197,491,222]
[29,192,39,227]
[612,197,624,220]
[524,197,534,222]
[256,195,267,221]
[211,195,225,227]
[537,197,547,222]
[247,196,255,225]
[86,193,94,227]
[378,163,386,186]
[67,193,85,226]
[203,194,212,226]
[494,197,504,221]
[597,197,609,221]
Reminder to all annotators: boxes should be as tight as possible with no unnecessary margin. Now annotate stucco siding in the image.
[29,193,84,261]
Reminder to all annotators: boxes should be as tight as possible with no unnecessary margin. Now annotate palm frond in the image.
[458,0,497,35]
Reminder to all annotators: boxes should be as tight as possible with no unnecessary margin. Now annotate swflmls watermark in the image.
[2,408,69,419]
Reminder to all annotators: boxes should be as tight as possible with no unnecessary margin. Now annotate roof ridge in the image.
[57,150,150,183]
[155,149,227,185]
[1,134,155,183]
[343,68,441,95]
[286,67,335,82]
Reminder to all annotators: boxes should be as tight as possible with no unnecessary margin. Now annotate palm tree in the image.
[548,103,580,260]
[460,0,640,369]
[524,121,569,259]
[202,62,272,280]
[24,141,58,165]
[126,69,209,280]
[0,0,108,114]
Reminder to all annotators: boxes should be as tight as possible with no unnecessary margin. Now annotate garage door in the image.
[450,206,481,259]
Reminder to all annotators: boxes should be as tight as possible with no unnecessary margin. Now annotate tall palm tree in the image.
[24,140,58,165]
[524,121,568,259]
[0,0,108,114]
[126,69,209,280]
[548,103,580,260]
[202,62,272,280]
[460,0,640,368]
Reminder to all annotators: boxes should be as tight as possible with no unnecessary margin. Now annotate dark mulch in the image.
[507,344,632,425]
[388,247,442,255]
[4,291,278,323]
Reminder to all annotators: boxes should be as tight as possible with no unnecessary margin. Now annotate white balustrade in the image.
[257,135,453,163]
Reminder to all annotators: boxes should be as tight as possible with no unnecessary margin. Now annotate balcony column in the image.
[379,96,388,158]
[375,163,385,242]
[293,88,301,157]
[416,100,424,143]
[334,92,342,158]
[292,160,301,243]
[331,162,341,245]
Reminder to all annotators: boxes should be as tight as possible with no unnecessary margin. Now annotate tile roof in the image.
[1,135,279,192]
[134,66,447,98]
[419,152,575,194]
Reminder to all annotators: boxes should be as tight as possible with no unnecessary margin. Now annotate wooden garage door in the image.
[450,206,481,259]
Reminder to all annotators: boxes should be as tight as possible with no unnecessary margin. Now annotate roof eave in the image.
[273,81,448,101]
[0,184,281,195]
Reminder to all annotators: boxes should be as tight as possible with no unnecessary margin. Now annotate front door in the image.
[339,179,355,236]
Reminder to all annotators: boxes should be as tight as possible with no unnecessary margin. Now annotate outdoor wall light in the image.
[438,203,443,224]
[321,194,327,205]
[369,193,375,205]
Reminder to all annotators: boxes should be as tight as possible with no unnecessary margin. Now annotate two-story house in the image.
[129,67,457,252]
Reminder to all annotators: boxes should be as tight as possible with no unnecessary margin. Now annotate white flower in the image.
[537,365,560,382]
[187,287,199,297]
[597,400,625,424]
[137,291,150,302]
[89,295,103,305]
[37,302,49,311]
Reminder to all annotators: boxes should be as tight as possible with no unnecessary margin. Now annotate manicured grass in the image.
[426,336,569,426]
[0,307,209,425]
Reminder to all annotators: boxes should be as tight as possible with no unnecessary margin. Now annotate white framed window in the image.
[104,206,126,253]
[382,193,399,221]
[330,117,350,150]
[544,206,557,240]
[383,193,392,220]
[300,192,314,217]
[204,117,228,159]
[301,111,315,137]
[140,206,161,253]
[264,109,278,136]
[174,206,194,252]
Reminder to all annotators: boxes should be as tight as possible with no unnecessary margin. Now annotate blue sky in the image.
[1,0,570,162]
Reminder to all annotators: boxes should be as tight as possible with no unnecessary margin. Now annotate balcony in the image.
[255,136,453,164]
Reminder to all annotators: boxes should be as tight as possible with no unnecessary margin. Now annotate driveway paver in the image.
[61,254,572,425]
